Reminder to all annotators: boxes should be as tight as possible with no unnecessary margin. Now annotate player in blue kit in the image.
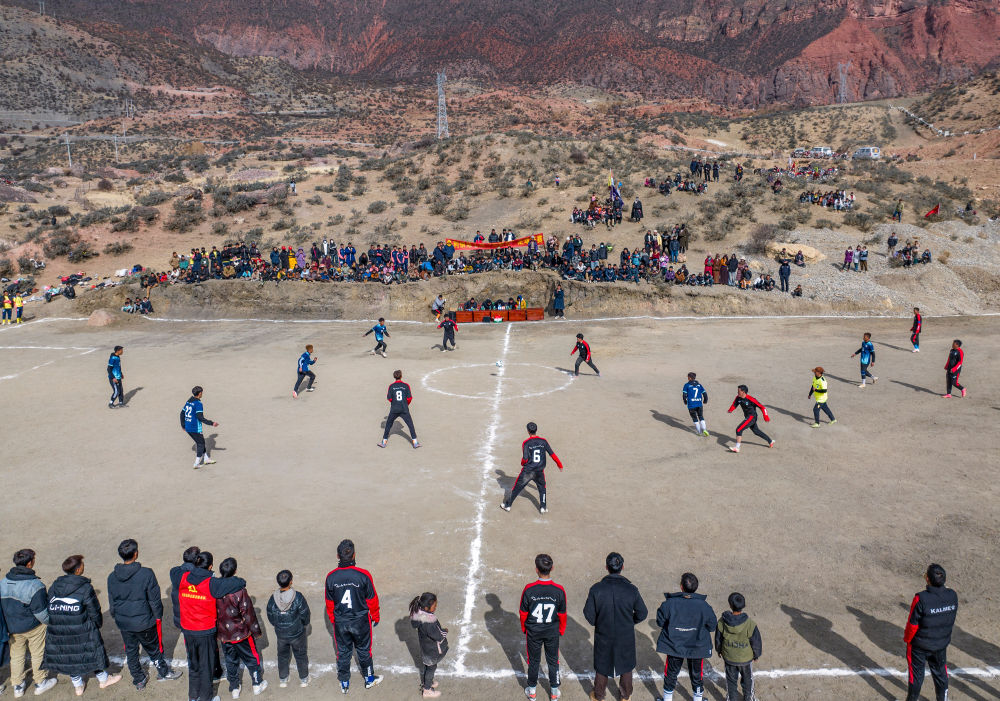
[292,344,317,398]
[850,332,878,388]
[364,318,389,357]
[682,372,709,436]
[107,345,126,408]
[180,386,219,468]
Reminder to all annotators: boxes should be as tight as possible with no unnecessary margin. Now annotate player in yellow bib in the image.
[808,366,836,427]
[14,293,24,323]
[1,292,11,324]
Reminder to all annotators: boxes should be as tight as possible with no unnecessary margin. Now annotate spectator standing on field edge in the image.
[583,552,647,701]
[1,549,57,697]
[266,570,311,688]
[324,540,382,693]
[715,593,762,701]
[904,564,957,701]
[655,572,717,701]
[215,558,267,698]
[107,539,181,689]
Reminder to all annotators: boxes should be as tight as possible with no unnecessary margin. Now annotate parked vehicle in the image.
[810,146,833,158]
[852,146,881,160]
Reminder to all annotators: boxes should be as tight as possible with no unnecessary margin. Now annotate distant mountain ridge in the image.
[4,0,999,107]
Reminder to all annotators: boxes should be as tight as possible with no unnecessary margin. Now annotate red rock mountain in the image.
[8,0,999,107]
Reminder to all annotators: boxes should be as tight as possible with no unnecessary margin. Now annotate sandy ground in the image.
[1,314,999,701]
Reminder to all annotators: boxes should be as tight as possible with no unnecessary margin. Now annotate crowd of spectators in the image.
[120,297,153,314]
[886,232,932,268]
[798,190,856,210]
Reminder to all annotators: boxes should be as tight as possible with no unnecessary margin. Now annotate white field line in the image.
[107,655,1000,683]
[0,345,97,381]
[453,323,513,674]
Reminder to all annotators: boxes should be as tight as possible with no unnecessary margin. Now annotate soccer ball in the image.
[495,360,504,367]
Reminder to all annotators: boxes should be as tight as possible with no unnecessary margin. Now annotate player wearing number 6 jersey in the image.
[501,423,563,514]
[378,370,420,448]
[324,540,382,694]
[520,554,567,701]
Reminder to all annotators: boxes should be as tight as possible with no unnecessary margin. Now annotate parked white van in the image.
[853,146,881,160]
[810,146,833,158]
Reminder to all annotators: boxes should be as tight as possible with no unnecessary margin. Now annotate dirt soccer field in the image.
[2,314,999,701]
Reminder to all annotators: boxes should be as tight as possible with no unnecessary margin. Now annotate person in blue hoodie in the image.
[293,345,317,398]
[655,572,717,701]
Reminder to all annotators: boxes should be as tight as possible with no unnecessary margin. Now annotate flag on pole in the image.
[608,171,622,205]
[924,204,939,218]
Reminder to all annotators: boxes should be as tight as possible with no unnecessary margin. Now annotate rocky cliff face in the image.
[3,0,997,107]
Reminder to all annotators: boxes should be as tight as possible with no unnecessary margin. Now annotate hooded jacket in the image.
[169,566,246,636]
[168,562,194,629]
[0,566,49,634]
[655,591,717,659]
[410,609,448,665]
[216,586,261,644]
[41,574,109,676]
[266,589,310,641]
[714,611,761,665]
[107,562,163,633]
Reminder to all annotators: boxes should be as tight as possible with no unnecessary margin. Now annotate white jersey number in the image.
[531,603,555,624]
[395,390,404,402]
[341,590,353,609]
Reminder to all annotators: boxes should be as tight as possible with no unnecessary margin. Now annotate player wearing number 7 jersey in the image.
[378,370,420,449]
[325,540,382,694]
[501,422,563,514]
[520,554,567,701]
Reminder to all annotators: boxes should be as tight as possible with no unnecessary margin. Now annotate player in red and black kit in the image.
[438,312,458,352]
[378,369,420,448]
[571,333,600,377]
[501,422,563,514]
[519,554,567,701]
[942,339,965,398]
[325,539,382,694]
[727,384,773,453]
[910,307,922,352]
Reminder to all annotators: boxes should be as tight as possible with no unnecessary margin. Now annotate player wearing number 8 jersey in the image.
[520,554,567,700]
[378,370,420,448]
[324,540,382,693]
[501,423,563,514]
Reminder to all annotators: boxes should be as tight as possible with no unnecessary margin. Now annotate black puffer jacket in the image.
[266,589,310,641]
[107,562,163,632]
[41,574,109,676]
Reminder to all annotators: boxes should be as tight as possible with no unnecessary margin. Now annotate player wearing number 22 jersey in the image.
[502,422,563,514]
[520,554,567,699]
[325,539,382,693]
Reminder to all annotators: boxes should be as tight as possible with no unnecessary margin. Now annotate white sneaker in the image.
[279,679,287,689]
[728,446,740,453]
[14,684,27,698]
[232,688,240,699]
[252,681,267,695]
[299,678,309,688]
[539,507,547,514]
[380,351,387,358]
[292,391,298,399]
[34,680,57,697]
[525,687,536,700]
[872,376,878,383]
[412,439,421,449]
[500,501,511,512]
[377,439,387,448]
[858,383,866,388]
[202,457,217,465]
[193,459,202,469]
[550,688,561,700]
[305,388,314,392]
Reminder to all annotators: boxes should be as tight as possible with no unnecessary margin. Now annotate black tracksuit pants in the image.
[184,632,216,701]
[946,371,963,394]
[188,432,207,458]
[276,633,309,681]
[664,656,704,694]
[109,377,123,405]
[736,415,771,444]
[506,468,546,509]
[294,371,315,392]
[574,356,599,375]
[725,662,754,701]
[906,645,949,701]
[333,619,374,683]
[383,409,416,440]
[122,625,170,685]
[526,631,560,689]
[222,638,263,691]
[442,330,455,349]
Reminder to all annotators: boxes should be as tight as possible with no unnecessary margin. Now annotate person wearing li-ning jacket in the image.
[903,564,957,701]
[173,552,247,701]
[215,559,266,697]
[41,555,122,693]
[655,573,717,701]
[107,539,181,689]
[583,552,647,701]
[324,540,382,693]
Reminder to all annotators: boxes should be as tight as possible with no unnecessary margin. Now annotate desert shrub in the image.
[17,255,32,273]
[305,195,323,206]
[163,171,188,184]
[843,210,874,232]
[43,230,80,257]
[67,242,98,263]
[704,228,727,242]
[0,258,14,277]
[222,193,257,213]
[97,178,114,192]
[272,217,294,231]
[132,206,160,223]
[48,205,71,217]
[401,205,415,216]
[938,250,951,264]
[165,201,205,233]
[138,190,170,206]
[444,200,470,221]
[744,224,782,255]
[103,241,134,256]
[111,216,140,233]
[367,200,389,214]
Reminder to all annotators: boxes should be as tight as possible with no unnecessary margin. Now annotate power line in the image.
[436,71,449,140]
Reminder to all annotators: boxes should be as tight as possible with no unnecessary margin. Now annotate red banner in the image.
[444,233,544,250]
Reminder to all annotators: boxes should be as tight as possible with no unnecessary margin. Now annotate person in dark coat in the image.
[215,558,266,697]
[266,570,311,687]
[0,594,8,692]
[552,284,565,319]
[630,198,643,222]
[655,572,717,701]
[583,552,647,701]
[41,555,122,694]
[107,539,181,689]
[903,563,958,701]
